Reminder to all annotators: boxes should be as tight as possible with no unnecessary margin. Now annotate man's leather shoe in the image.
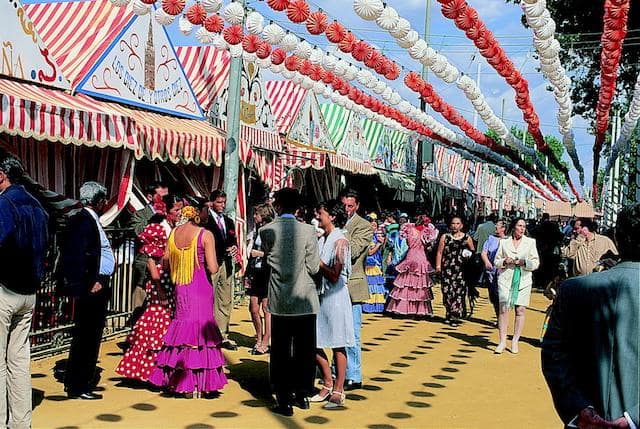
[270,403,293,416]
[220,340,238,351]
[293,395,310,410]
[68,391,103,400]
[344,380,362,391]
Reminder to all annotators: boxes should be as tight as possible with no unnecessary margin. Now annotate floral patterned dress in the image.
[441,233,471,321]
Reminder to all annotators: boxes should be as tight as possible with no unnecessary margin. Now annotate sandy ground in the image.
[30,287,562,429]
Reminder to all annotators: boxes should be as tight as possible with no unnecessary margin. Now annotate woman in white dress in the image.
[494,218,540,354]
[310,200,355,409]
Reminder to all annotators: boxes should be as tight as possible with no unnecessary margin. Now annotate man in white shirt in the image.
[61,182,114,400]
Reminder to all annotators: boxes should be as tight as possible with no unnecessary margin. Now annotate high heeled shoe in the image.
[309,385,332,402]
[323,391,345,409]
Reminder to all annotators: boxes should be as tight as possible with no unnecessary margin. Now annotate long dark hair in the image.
[508,217,527,236]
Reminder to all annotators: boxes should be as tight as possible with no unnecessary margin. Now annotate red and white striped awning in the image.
[283,147,326,170]
[0,77,136,150]
[329,153,376,175]
[0,77,225,166]
[25,0,133,87]
[176,46,231,112]
[265,80,307,135]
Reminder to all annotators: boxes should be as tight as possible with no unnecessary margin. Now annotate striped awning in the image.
[176,46,231,112]
[320,103,352,148]
[25,0,133,87]
[265,80,307,134]
[0,77,225,166]
[0,77,136,150]
[328,153,376,175]
[283,147,326,170]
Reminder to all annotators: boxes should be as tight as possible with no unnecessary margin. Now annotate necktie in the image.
[217,216,225,238]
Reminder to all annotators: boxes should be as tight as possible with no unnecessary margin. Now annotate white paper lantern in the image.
[283,69,296,80]
[213,34,228,50]
[537,19,556,39]
[179,16,193,36]
[196,27,217,44]
[280,33,299,52]
[154,8,175,25]
[334,59,348,77]
[132,0,151,16]
[229,44,243,58]
[408,39,428,60]
[301,76,314,89]
[323,54,337,71]
[257,57,272,69]
[382,87,392,101]
[262,23,285,45]
[376,6,399,31]
[353,0,384,21]
[397,29,419,49]
[345,65,358,81]
[243,51,257,63]
[292,73,303,84]
[373,80,386,94]
[313,81,325,94]
[224,2,245,25]
[109,0,130,7]
[270,63,284,74]
[390,17,411,39]
[246,11,264,35]
[309,48,324,65]
[294,40,312,59]
[522,0,545,18]
[356,69,371,85]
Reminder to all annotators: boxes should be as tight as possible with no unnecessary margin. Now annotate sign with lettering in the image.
[77,8,203,119]
[1,0,69,89]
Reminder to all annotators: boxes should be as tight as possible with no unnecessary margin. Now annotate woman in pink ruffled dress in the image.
[148,205,228,398]
[386,216,439,317]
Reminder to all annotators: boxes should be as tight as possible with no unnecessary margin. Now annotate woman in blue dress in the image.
[310,200,355,409]
[363,213,386,313]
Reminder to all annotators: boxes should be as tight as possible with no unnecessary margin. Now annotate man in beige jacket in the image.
[260,188,321,416]
[342,190,373,391]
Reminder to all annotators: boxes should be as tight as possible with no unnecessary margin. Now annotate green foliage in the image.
[506,0,639,127]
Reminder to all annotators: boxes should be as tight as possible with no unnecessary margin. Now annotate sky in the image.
[23,0,619,194]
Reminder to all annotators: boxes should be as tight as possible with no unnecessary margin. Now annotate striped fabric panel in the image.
[390,129,408,170]
[265,80,307,134]
[176,46,231,111]
[361,119,384,157]
[216,120,282,153]
[320,103,351,148]
[25,1,133,86]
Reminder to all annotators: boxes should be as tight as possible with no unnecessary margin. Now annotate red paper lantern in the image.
[338,32,357,53]
[267,0,289,12]
[309,65,325,81]
[203,14,224,33]
[364,50,382,70]
[286,0,310,23]
[223,25,244,45]
[454,7,478,30]
[441,0,467,19]
[306,11,328,35]
[351,41,372,62]
[325,21,346,44]
[299,59,314,76]
[162,0,185,16]
[465,21,486,40]
[242,34,261,53]
[404,71,422,91]
[141,0,156,5]
[256,42,272,59]
[284,55,301,71]
[384,62,400,80]
[271,48,286,65]
[186,3,206,25]
[322,70,335,84]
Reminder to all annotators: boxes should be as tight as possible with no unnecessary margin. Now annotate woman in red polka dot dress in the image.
[116,202,176,382]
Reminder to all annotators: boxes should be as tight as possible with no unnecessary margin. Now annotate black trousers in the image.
[270,314,316,401]
[65,280,110,394]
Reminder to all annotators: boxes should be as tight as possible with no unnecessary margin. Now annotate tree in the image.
[507,0,639,126]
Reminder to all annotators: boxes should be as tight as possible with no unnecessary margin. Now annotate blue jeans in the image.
[346,304,362,383]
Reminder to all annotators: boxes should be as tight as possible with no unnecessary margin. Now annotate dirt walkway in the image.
[30,288,561,428]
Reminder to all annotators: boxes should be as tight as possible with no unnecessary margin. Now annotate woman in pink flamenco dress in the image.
[148,205,228,397]
[386,217,439,316]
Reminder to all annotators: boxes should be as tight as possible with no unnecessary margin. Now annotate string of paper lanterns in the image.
[592,0,630,200]
[604,71,640,174]
[433,0,580,200]
[521,0,584,185]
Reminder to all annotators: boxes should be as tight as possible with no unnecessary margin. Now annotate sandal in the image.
[250,341,263,355]
[323,391,345,409]
[309,385,333,402]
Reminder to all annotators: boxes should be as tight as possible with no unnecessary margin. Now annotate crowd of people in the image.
[0,151,637,427]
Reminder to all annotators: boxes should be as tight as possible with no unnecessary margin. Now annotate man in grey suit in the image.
[342,190,373,391]
[542,203,639,429]
[260,188,321,416]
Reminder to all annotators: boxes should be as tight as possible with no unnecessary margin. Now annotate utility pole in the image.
[610,112,622,226]
[222,0,246,219]
[414,0,432,206]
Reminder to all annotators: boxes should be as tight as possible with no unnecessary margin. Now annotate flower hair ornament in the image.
[181,205,201,224]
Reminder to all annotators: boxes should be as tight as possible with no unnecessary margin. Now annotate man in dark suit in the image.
[129,181,168,326]
[204,190,238,350]
[542,203,639,429]
[61,182,114,400]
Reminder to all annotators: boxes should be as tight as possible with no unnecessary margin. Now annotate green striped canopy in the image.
[320,103,352,149]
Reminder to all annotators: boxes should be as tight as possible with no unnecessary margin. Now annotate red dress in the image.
[116,224,173,381]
